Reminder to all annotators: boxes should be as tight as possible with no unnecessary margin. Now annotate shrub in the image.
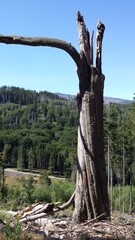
[32,185,52,203]
[50,180,75,203]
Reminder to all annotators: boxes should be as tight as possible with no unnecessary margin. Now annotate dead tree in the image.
[0,11,110,222]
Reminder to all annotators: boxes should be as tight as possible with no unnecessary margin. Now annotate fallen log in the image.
[20,203,54,223]
[20,212,48,223]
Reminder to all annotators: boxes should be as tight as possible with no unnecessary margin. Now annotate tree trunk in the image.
[0,11,110,222]
[72,12,110,222]
[122,145,125,214]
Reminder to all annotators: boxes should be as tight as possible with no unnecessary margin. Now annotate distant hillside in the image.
[55,93,76,100]
[0,86,62,105]
[56,93,132,104]
[104,96,132,104]
[0,86,132,105]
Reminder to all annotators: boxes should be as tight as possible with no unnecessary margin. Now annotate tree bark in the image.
[72,12,110,222]
[0,11,110,222]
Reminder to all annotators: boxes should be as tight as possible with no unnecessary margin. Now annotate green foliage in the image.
[33,171,52,202]
[111,185,135,213]
[0,211,22,240]
[0,175,75,210]
[0,86,77,178]
[5,219,22,240]
[50,180,75,203]
[104,102,135,185]
[32,185,52,203]
[20,176,35,203]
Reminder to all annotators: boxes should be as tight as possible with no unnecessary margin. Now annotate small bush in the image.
[50,180,75,203]
[33,185,52,203]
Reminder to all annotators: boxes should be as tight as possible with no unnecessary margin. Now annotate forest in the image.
[0,86,135,213]
[0,86,78,177]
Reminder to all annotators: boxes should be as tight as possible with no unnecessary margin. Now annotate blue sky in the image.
[0,0,134,100]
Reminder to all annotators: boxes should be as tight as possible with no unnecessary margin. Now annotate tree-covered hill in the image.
[0,86,63,105]
[0,86,135,190]
[0,86,78,177]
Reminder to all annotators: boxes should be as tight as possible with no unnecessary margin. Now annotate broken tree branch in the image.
[90,30,94,65]
[0,34,81,69]
[77,11,91,66]
[96,20,105,73]
[54,190,75,211]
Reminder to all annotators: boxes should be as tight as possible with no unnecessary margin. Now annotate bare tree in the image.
[0,11,110,222]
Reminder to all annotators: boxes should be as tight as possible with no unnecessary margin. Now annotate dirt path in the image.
[5,168,39,178]
[5,168,65,181]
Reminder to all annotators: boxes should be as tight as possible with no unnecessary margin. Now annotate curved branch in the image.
[0,34,81,68]
[54,190,75,211]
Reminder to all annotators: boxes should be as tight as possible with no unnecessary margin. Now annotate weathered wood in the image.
[96,20,105,73]
[90,30,94,65]
[54,191,75,211]
[72,12,110,222]
[77,11,91,65]
[31,203,54,215]
[20,212,48,223]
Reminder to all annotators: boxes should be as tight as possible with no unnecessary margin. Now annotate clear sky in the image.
[0,0,134,100]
